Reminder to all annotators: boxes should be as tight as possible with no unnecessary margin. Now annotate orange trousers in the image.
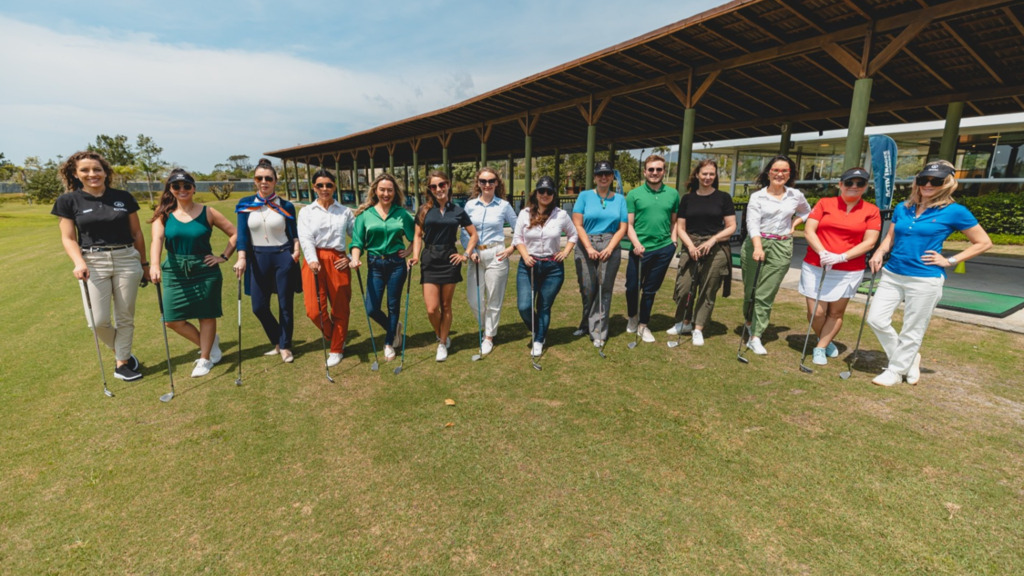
[301,248,351,353]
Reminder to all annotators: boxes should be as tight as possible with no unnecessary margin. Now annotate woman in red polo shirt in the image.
[799,167,881,366]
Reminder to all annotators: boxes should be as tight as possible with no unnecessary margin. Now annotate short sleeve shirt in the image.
[677,190,735,237]
[51,188,139,249]
[627,183,679,251]
[572,189,627,236]
[803,196,881,271]
[421,202,472,246]
[885,202,978,278]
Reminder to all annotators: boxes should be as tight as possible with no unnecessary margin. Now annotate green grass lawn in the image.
[2,198,1023,575]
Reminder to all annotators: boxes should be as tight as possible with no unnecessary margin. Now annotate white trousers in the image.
[79,248,144,362]
[466,246,510,338]
[866,269,944,376]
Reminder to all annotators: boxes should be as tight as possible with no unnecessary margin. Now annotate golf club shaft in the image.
[81,279,112,396]
[737,259,764,360]
[236,276,242,385]
[475,259,483,356]
[155,282,175,397]
[313,272,333,382]
[397,266,412,371]
[354,266,380,365]
[844,270,879,375]
[799,266,829,370]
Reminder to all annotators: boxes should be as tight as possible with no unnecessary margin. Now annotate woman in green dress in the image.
[150,169,238,377]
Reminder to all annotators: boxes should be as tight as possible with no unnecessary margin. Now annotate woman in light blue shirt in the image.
[571,160,627,348]
[461,167,518,356]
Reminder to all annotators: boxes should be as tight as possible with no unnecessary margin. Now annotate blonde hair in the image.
[906,159,957,210]
[354,173,405,216]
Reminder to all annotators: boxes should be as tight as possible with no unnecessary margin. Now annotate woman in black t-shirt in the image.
[409,170,478,362]
[668,160,737,346]
[52,151,149,382]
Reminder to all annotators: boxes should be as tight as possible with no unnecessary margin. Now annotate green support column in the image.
[442,147,449,177]
[553,149,561,191]
[480,142,487,166]
[524,135,533,196]
[779,122,792,156]
[676,107,696,189]
[507,154,515,198]
[402,164,409,197]
[334,157,342,202]
[844,77,873,170]
[412,149,420,211]
[585,124,597,190]
[939,102,964,163]
[389,151,395,176]
[369,153,375,180]
[281,158,292,199]
[306,160,314,201]
[294,159,303,201]
[352,155,359,200]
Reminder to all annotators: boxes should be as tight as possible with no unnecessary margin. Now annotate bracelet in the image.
[141,261,149,267]
[219,253,229,260]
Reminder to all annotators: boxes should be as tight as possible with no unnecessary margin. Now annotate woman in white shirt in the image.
[513,176,578,357]
[740,155,812,355]
[298,169,354,367]
[462,167,517,356]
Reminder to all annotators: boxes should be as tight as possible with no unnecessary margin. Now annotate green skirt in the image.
[161,255,223,321]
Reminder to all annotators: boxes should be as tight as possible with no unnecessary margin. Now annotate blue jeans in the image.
[364,254,407,346]
[517,259,565,344]
[250,245,298,350]
[625,243,675,324]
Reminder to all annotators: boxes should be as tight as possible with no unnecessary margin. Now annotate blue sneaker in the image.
[825,342,839,358]
[812,347,828,365]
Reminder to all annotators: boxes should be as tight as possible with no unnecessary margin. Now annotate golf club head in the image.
[159,391,174,402]
[627,341,638,349]
[666,341,680,349]
[235,378,242,387]
[326,374,336,383]
[471,354,482,362]
[371,361,379,372]
[598,349,606,359]
[799,364,814,374]
[103,387,115,398]
[736,354,750,364]
[839,370,852,380]
[393,366,403,375]
[531,360,542,371]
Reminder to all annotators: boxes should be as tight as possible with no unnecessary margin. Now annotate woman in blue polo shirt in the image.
[866,161,992,387]
[571,160,627,348]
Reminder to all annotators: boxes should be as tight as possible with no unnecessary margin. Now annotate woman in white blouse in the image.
[298,168,354,367]
[513,176,578,357]
[740,155,812,355]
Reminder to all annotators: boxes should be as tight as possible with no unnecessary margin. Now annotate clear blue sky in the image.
[0,0,709,172]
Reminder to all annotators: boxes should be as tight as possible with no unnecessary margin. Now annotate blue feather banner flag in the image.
[869,135,898,210]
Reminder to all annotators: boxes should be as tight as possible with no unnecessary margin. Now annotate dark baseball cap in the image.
[918,162,955,180]
[167,170,196,185]
[594,160,614,175]
[840,167,870,182]
[535,176,556,192]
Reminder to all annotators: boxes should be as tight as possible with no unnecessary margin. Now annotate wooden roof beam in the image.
[732,69,811,110]
[867,19,932,76]
[774,0,826,34]
[940,22,1004,84]
[901,47,955,91]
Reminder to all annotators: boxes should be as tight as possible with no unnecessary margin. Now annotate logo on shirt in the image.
[114,201,125,208]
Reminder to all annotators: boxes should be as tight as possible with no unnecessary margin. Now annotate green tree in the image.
[21,156,63,204]
[88,134,136,166]
[135,134,165,204]
[0,153,15,181]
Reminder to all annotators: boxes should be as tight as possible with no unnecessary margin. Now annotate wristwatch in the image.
[947,255,958,266]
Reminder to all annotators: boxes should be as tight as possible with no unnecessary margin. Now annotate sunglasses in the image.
[916,176,946,187]
[478,178,497,186]
[646,167,664,173]
[535,189,554,196]
[315,183,335,189]
[171,182,194,191]
[428,181,450,191]
[595,172,613,178]
[770,169,790,175]
[843,179,867,188]
[255,176,276,182]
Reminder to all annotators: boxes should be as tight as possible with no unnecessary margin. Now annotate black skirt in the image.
[421,244,463,285]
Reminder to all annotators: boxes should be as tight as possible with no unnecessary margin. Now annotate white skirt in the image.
[798,262,864,302]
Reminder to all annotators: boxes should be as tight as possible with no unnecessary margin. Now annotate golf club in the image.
[799,266,830,374]
[313,272,335,383]
[529,264,541,371]
[354,266,380,371]
[627,255,643,349]
[235,276,242,386]
[839,270,879,380]
[737,259,764,364]
[81,279,114,398]
[596,262,606,359]
[155,282,176,402]
[394,268,412,375]
[668,256,701,349]
[471,259,484,362]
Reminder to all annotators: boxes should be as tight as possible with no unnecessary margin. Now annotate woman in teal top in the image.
[349,174,415,362]
[150,169,237,377]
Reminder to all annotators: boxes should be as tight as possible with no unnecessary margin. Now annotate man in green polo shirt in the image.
[625,154,679,343]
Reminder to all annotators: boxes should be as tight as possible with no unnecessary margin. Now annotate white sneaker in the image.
[747,337,767,355]
[210,334,222,364]
[906,353,922,385]
[626,316,639,333]
[481,339,494,355]
[691,329,704,346]
[436,343,448,362]
[593,339,604,348]
[667,322,693,336]
[327,352,342,367]
[640,326,656,343]
[873,369,902,387]
[191,358,213,377]
[531,341,543,357]
[384,345,396,361]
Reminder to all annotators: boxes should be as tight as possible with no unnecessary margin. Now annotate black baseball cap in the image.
[535,176,556,192]
[594,160,614,175]
[167,170,196,185]
[918,162,955,180]
[839,167,869,182]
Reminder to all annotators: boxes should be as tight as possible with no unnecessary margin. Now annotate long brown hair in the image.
[685,159,719,193]
[470,166,506,200]
[527,189,557,229]
[149,169,196,223]
[354,173,404,216]
[59,151,113,191]
[415,170,450,228]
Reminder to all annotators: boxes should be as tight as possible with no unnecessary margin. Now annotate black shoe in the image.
[114,364,143,382]
[127,354,141,372]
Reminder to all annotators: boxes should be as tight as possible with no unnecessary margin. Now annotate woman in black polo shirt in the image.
[53,150,149,382]
[409,170,478,362]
